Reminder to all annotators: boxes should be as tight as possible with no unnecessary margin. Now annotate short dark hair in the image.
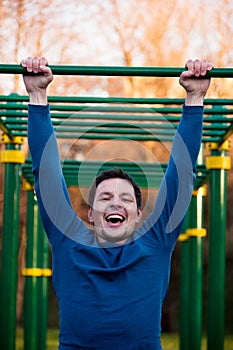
[88,167,142,209]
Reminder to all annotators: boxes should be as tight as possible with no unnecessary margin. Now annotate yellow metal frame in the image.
[206,155,231,170]
[186,228,207,237]
[0,149,25,164]
[21,268,52,277]
[206,140,231,151]
[178,228,207,241]
[23,179,34,191]
[2,134,24,145]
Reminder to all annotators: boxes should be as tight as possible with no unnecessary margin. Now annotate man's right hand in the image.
[21,57,53,105]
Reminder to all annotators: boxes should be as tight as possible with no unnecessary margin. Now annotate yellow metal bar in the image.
[206,156,231,170]
[23,179,34,191]
[186,228,207,237]
[1,149,25,164]
[206,140,231,151]
[21,268,52,277]
[2,134,24,144]
[178,233,190,242]
[178,228,207,241]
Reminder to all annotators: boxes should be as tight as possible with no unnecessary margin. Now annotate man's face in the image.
[88,178,142,244]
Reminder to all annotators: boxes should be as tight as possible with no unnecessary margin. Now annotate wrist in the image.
[29,90,48,105]
[185,93,204,106]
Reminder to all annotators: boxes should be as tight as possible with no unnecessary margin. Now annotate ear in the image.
[136,209,142,223]
[88,207,94,223]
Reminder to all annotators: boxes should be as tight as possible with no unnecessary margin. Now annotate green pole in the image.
[1,94,233,105]
[23,189,50,350]
[0,137,24,350]
[179,144,206,350]
[37,209,50,350]
[179,210,191,350]
[206,144,230,350]
[187,193,205,350]
[23,189,39,350]
[0,64,233,77]
[187,144,206,350]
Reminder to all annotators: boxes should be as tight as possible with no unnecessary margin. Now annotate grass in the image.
[16,328,233,350]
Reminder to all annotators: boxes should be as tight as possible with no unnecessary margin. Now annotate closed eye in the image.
[121,197,134,203]
[100,196,111,201]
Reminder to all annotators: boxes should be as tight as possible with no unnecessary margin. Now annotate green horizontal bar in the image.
[6,125,177,136]
[6,124,225,137]
[22,160,209,188]
[1,95,233,105]
[1,103,233,115]
[13,130,222,143]
[5,130,176,141]
[5,118,230,130]
[5,119,228,134]
[0,64,233,77]
[1,111,233,124]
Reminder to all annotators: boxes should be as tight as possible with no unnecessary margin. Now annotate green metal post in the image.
[179,210,191,350]
[24,189,39,350]
[206,146,229,350]
[23,189,50,350]
[187,144,206,350]
[37,209,50,350]
[179,145,206,350]
[188,193,205,350]
[0,139,24,350]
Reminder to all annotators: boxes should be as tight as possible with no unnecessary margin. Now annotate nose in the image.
[109,196,123,209]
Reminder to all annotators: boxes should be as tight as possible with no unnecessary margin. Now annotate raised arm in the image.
[21,57,84,246]
[139,59,213,249]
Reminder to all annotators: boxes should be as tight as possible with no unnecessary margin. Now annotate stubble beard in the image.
[97,227,132,244]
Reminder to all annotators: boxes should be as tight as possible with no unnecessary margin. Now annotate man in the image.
[21,57,213,349]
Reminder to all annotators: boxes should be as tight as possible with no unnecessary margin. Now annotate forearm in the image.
[185,93,204,106]
[29,90,48,105]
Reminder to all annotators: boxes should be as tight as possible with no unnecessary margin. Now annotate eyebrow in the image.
[98,191,112,197]
[97,191,135,198]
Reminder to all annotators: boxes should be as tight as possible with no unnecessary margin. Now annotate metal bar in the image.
[3,124,228,139]
[0,143,21,350]
[37,209,49,350]
[3,119,180,129]
[1,95,233,105]
[179,213,191,350]
[24,197,49,350]
[0,64,233,77]
[188,198,204,350]
[5,129,223,143]
[207,149,227,350]
[1,104,233,115]
[0,117,14,138]
[188,145,205,350]
[24,190,39,350]
[1,112,233,124]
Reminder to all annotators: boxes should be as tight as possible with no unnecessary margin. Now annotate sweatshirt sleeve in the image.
[28,104,85,247]
[138,105,204,250]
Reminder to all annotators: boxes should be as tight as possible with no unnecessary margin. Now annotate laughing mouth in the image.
[105,213,126,224]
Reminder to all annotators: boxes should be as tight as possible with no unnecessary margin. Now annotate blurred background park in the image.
[0,0,233,348]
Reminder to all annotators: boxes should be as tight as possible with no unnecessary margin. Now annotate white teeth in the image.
[106,214,125,222]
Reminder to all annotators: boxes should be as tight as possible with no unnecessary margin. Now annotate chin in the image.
[100,229,131,244]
